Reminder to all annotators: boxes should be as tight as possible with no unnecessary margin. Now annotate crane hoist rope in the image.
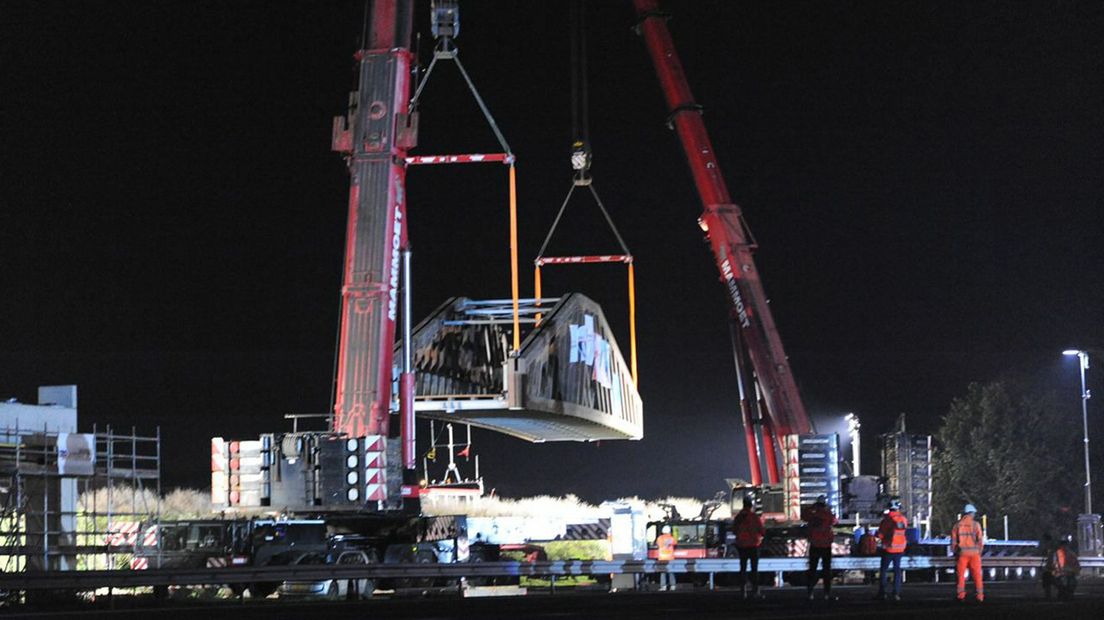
[406,0,522,352]
[533,0,638,386]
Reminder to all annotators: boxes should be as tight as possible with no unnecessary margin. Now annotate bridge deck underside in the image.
[415,399,637,443]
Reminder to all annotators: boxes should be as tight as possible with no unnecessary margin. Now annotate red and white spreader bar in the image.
[405,153,514,165]
[536,255,633,266]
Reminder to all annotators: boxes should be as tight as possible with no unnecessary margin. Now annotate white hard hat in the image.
[963,503,977,514]
[661,525,671,534]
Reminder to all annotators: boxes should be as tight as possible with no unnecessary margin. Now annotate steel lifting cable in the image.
[405,17,521,351]
[534,0,638,386]
[569,0,589,163]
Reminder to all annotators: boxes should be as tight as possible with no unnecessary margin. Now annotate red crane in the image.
[328,0,810,491]
[633,0,813,485]
[331,0,415,444]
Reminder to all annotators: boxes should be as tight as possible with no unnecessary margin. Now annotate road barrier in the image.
[4,555,1102,592]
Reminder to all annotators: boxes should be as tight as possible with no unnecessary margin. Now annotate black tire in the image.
[383,544,416,589]
[414,550,437,588]
[465,546,491,588]
[360,548,380,599]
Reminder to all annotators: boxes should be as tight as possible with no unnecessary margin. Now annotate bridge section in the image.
[397,294,642,442]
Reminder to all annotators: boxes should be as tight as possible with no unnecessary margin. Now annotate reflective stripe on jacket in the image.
[878,511,909,554]
[952,517,984,555]
[734,509,765,548]
[656,533,676,561]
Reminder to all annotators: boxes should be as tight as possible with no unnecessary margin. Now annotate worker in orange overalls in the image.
[951,503,985,602]
[733,495,765,599]
[656,524,676,591]
[874,498,909,601]
[803,495,838,601]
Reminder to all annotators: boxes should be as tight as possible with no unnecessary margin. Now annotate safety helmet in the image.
[661,525,671,534]
[963,503,977,515]
[888,498,902,511]
[815,495,827,505]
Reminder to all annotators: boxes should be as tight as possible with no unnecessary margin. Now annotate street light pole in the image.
[1064,349,1093,515]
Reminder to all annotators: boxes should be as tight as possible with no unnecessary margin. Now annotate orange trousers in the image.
[955,553,984,600]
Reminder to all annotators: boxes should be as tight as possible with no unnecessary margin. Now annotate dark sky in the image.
[3,1,1102,501]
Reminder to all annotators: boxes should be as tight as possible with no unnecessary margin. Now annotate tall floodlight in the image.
[1064,349,1093,515]
[845,413,861,475]
[1064,349,1101,557]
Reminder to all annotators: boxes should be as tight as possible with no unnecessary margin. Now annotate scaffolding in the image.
[0,424,162,572]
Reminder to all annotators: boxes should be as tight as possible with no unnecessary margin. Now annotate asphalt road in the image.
[9,580,1104,619]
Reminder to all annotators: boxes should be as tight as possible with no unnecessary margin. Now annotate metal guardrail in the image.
[4,555,1102,592]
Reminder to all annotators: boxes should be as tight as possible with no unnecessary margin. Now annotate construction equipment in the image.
[534,0,639,386]
[208,0,647,591]
[204,1,461,587]
[330,0,416,443]
[881,416,934,537]
[633,0,818,511]
[401,295,642,442]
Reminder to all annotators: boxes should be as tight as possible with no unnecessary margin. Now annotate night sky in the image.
[3,1,1102,501]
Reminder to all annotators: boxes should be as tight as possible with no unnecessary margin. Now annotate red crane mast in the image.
[633,0,812,484]
[331,0,415,441]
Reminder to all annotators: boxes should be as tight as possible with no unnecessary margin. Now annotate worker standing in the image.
[1050,536,1080,600]
[951,503,985,602]
[733,495,765,599]
[874,498,909,601]
[656,524,676,591]
[803,495,838,601]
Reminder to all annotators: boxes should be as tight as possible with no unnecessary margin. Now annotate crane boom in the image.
[331,0,415,438]
[633,1,812,468]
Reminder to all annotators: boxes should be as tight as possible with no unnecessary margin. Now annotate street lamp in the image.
[1063,349,1092,515]
[845,413,861,476]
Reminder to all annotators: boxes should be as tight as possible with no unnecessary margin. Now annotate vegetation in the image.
[78,486,210,520]
[932,381,1082,539]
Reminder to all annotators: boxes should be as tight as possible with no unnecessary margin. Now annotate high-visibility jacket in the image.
[656,533,676,561]
[803,505,837,548]
[733,509,765,548]
[1053,547,1080,576]
[877,511,909,554]
[952,516,984,556]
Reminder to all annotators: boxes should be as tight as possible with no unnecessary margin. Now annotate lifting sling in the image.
[407,5,522,352]
[533,0,638,385]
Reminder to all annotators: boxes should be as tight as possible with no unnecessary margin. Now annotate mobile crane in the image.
[205,2,479,596]
[207,0,644,594]
[633,1,842,523]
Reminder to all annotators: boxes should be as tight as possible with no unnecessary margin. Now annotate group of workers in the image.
[656,496,1080,602]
